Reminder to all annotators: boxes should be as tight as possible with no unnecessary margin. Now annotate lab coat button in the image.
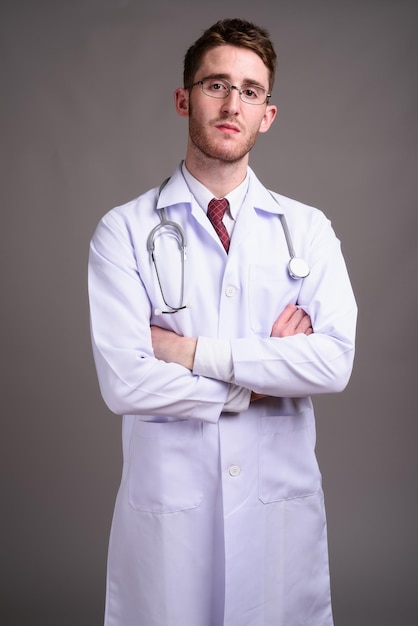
[225,286,236,297]
[229,465,241,477]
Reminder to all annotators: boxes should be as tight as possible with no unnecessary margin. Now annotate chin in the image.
[191,132,255,164]
[206,141,253,163]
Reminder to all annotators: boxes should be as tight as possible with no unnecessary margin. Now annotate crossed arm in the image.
[151,303,313,371]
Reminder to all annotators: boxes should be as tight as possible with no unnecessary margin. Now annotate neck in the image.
[184,152,248,198]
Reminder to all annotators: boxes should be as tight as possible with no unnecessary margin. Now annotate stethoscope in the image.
[147,178,310,314]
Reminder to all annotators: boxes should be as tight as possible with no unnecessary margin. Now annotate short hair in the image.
[183,18,277,92]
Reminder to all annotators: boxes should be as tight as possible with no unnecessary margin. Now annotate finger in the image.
[274,303,298,325]
[272,307,313,337]
[280,308,307,335]
[294,311,313,333]
[271,304,298,337]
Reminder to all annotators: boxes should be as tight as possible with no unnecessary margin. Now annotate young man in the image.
[88,18,357,626]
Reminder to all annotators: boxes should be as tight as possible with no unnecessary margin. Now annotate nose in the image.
[221,86,241,114]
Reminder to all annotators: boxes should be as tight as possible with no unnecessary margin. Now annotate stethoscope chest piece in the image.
[288,256,310,280]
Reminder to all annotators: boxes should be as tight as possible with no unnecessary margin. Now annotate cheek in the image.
[190,107,218,132]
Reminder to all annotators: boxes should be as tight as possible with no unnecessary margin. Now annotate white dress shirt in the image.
[181,162,252,412]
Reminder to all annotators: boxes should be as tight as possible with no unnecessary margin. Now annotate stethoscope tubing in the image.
[147,179,310,313]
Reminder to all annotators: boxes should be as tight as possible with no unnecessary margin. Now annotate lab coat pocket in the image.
[258,414,321,503]
[128,418,204,513]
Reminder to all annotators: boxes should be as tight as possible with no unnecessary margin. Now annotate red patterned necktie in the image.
[207,198,230,252]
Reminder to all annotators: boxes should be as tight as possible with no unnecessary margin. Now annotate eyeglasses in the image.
[187,77,271,106]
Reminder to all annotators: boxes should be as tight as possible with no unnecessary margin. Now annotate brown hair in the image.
[183,18,277,92]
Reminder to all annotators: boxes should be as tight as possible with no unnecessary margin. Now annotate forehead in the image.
[196,44,269,85]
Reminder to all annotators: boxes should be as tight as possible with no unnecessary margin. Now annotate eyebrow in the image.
[201,73,266,89]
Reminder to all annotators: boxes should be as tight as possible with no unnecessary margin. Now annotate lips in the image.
[215,122,240,134]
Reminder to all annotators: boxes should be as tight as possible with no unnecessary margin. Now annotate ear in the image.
[258,104,278,134]
[174,88,189,118]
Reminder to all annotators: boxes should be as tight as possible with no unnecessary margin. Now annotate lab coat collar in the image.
[156,163,284,216]
[246,168,285,216]
[156,165,192,210]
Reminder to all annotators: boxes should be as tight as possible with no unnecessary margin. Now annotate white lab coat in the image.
[88,164,357,626]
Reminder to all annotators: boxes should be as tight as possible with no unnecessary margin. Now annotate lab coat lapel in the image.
[246,168,284,217]
[230,169,283,253]
[157,165,224,243]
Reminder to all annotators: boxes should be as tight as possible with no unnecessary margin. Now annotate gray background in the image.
[2,0,417,625]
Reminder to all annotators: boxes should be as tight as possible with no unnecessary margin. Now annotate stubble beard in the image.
[188,114,258,166]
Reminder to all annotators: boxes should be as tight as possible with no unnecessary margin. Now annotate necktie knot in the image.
[208,197,229,221]
[207,198,230,252]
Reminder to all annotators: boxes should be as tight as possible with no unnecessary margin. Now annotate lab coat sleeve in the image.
[193,339,251,411]
[196,213,357,398]
[233,214,357,397]
[88,210,230,423]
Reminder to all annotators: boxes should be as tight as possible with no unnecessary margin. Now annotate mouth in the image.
[215,122,240,134]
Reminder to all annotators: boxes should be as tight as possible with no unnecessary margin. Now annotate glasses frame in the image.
[187,77,271,106]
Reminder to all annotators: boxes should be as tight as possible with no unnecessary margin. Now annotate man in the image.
[88,18,357,626]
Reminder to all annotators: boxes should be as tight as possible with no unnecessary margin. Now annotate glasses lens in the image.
[202,78,230,98]
[240,84,266,104]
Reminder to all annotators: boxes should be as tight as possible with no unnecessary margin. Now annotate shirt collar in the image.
[181,161,249,221]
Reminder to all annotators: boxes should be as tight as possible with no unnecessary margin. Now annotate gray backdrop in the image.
[2,1,417,625]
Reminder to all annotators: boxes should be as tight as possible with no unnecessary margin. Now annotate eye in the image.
[241,85,262,100]
[206,79,228,93]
